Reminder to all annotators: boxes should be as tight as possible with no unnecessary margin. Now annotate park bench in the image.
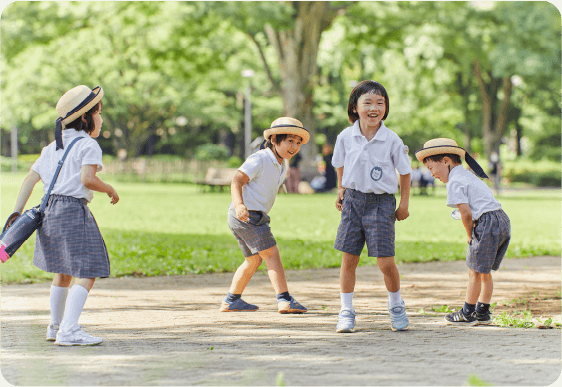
[196,167,238,191]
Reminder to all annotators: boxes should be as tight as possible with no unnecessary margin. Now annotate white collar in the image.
[351,120,389,142]
[62,129,90,139]
[265,147,282,168]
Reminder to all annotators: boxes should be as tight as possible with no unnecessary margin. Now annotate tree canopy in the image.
[2,1,559,163]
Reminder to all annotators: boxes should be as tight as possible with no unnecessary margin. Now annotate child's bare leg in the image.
[376,256,400,292]
[52,273,72,287]
[229,255,263,294]
[466,269,482,304]
[340,252,360,293]
[258,245,288,294]
[478,273,493,304]
[75,278,95,292]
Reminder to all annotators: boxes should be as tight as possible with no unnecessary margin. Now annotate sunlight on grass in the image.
[1,173,560,283]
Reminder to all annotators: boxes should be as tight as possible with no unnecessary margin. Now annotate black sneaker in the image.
[444,310,477,325]
[475,310,492,325]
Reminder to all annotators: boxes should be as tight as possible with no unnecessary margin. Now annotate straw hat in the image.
[54,85,103,149]
[415,137,489,179]
[414,138,465,162]
[263,117,309,145]
[56,85,104,127]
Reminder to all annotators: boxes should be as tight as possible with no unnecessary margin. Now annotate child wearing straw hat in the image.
[220,117,308,314]
[415,138,511,325]
[7,85,119,345]
[332,80,412,333]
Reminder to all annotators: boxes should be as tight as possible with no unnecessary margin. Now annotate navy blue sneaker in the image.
[220,298,259,312]
[444,309,477,325]
[277,296,307,314]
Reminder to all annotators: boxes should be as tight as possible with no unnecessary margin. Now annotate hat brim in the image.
[61,86,104,126]
[415,145,465,162]
[264,125,309,145]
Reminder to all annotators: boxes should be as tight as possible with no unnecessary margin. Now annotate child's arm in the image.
[335,166,345,211]
[395,173,410,221]
[12,170,41,216]
[81,165,119,204]
[231,171,250,221]
[456,203,473,244]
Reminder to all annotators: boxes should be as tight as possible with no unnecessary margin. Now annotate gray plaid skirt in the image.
[34,195,110,278]
[467,209,511,274]
[227,203,276,257]
[334,189,396,257]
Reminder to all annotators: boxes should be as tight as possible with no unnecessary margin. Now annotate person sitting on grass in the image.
[415,138,511,326]
[220,117,308,314]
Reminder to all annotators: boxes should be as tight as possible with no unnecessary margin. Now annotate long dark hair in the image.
[65,101,103,134]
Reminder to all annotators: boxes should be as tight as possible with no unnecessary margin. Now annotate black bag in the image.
[0,137,84,262]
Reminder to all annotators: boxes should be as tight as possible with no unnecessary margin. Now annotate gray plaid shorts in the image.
[467,209,511,274]
[334,189,396,257]
[34,195,110,278]
[227,203,276,257]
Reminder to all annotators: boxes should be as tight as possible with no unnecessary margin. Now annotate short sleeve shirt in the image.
[331,120,412,194]
[238,148,287,213]
[446,165,501,220]
[31,129,103,202]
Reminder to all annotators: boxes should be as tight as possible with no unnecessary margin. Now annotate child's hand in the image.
[107,186,119,205]
[467,236,472,245]
[395,205,409,221]
[335,187,345,211]
[235,204,249,222]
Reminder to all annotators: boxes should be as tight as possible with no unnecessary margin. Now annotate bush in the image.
[503,159,561,187]
[194,144,229,161]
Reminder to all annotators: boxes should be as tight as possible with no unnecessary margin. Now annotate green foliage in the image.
[467,374,494,386]
[194,144,230,161]
[276,372,285,387]
[1,177,560,284]
[493,310,535,329]
[502,159,561,187]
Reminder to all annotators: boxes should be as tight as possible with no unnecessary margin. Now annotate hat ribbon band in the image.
[266,124,309,133]
[54,91,97,150]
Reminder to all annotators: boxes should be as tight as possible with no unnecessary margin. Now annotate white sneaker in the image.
[55,325,103,346]
[46,323,59,341]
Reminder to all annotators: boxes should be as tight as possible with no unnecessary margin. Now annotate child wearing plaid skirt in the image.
[416,138,510,326]
[9,85,119,346]
[332,80,412,333]
[220,117,308,314]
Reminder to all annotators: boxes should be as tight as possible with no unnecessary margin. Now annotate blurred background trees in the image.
[2,1,560,177]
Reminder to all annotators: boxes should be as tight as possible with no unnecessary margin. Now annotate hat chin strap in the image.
[55,118,64,150]
[465,152,489,179]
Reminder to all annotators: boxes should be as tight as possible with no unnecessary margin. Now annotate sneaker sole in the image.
[444,318,478,326]
[336,327,355,333]
[390,324,409,331]
[54,341,102,346]
[278,309,307,314]
[476,320,491,325]
[46,337,56,341]
[220,308,258,312]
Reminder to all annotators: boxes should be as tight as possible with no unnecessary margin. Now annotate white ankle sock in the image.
[60,285,89,332]
[50,285,69,325]
[388,289,402,306]
[340,292,354,311]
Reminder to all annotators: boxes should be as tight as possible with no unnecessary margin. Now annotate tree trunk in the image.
[473,59,512,160]
[258,1,348,178]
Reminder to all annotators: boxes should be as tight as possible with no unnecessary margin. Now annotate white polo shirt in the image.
[31,129,103,203]
[332,120,412,194]
[238,148,287,213]
[446,165,501,220]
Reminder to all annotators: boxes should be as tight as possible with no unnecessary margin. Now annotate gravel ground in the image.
[1,256,560,386]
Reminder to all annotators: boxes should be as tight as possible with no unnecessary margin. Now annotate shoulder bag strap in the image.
[39,137,85,212]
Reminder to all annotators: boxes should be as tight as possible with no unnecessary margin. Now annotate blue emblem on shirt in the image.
[370,166,383,181]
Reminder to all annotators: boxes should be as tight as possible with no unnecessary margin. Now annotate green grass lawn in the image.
[1,172,560,284]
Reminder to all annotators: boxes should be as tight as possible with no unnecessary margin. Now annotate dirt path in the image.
[1,256,561,386]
